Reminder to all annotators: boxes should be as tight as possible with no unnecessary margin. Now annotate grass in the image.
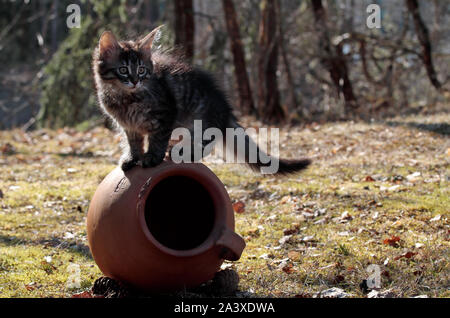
[0,112,449,298]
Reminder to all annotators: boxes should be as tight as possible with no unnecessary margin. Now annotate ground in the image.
[0,112,449,298]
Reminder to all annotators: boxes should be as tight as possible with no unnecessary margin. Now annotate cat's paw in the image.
[142,152,165,168]
[120,157,139,171]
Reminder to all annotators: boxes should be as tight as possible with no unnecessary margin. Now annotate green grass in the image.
[0,113,449,297]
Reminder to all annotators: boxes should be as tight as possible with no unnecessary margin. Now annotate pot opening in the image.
[144,175,215,251]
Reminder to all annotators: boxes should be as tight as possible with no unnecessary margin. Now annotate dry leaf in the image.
[394,251,416,260]
[0,143,16,155]
[365,176,375,182]
[288,251,301,261]
[24,282,37,291]
[283,223,300,235]
[383,236,401,247]
[72,291,94,298]
[232,201,245,214]
[294,293,312,298]
[281,263,296,274]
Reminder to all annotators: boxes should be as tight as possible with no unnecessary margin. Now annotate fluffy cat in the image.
[92,27,310,175]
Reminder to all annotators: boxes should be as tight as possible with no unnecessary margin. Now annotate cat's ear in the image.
[99,31,119,58]
[139,25,163,51]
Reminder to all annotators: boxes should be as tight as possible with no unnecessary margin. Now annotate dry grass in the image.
[0,112,449,297]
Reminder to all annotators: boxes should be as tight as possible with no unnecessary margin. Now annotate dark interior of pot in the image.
[145,175,215,250]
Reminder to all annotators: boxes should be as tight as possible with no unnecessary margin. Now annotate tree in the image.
[257,0,285,124]
[222,0,255,115]
[311,0,357,110]
[174,0,195,62]
[276,0,298,113]
[405,0,442,90]
[38,0,128,128]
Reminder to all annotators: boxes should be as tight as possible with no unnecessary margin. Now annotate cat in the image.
[92,26,311,175]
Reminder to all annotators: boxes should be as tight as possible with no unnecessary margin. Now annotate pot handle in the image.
[216,227,246,261]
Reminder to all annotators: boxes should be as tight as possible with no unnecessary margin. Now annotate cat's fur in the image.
[92,27,310,175]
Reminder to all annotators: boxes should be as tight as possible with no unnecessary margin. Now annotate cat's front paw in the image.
[142,152,165,168]
[120,157,139,171]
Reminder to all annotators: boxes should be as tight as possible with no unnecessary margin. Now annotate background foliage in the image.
[0,0,448,128]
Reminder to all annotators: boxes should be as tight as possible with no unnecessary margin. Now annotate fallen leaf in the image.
[232,201,245,214]
[332,275,345,284]
[294,293,312,298]
[382,270,390,278]
[246,228,260,238]
[394,251,416,260]
[365,176,375,182]
[24,282,37,291]
[72,291,94,298]
[383,236,401,247]
[341,211,352,219]
[288,251,301,261]
[281,263,296,274]
[0,143,16,155]
[283,224,300,235]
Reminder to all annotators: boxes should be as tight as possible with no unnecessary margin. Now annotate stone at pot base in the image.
[91,269,240,298]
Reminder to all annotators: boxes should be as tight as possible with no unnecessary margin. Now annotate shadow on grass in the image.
[385,121,450,136]
[0,234,92,260]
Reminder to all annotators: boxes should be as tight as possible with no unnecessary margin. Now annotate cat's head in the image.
[94,26,162,91]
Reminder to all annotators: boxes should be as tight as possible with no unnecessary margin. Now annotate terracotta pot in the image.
[87,161,245,292]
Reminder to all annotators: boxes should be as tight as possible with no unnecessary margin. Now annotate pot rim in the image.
[136,162,228,258]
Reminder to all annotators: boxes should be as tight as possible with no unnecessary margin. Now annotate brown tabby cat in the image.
[92,27,310,174]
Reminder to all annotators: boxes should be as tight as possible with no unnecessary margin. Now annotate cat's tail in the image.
[223,119,311,176]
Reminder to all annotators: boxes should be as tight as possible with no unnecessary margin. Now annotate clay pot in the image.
[87,161,245,292]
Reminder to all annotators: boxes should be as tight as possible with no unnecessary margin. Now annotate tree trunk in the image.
[50,0,58,54]
[222,0,255,115]
[311,0,357,110]
[405,0,442,90]
[276,0,298,114]
[174,0,195,62]
[257,0,285,124]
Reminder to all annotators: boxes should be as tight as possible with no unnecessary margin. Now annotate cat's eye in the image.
[118,67,128,75]
[138,66,146,75]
